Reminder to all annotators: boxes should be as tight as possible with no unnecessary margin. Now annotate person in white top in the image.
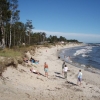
[63,65,68,79]
[77,70,82,86]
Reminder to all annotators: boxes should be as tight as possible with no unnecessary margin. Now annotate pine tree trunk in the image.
[14,28,15,46]
[9,24,11,48]
[1,25,5,48]
[29,32,30,45]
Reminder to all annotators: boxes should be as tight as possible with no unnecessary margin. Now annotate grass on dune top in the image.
[0,43,65,57]
[0,45,36,57]
[0,49,22,57]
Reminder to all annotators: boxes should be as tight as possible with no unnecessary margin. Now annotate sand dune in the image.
[0,44,100,100]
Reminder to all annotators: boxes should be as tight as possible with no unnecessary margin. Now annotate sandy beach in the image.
[0,44,100,100]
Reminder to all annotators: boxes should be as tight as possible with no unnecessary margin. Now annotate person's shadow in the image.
[32,72,45,77]
[39,73,45,77]
[55,72,61,75]
[54,72,65,79]
[66,81,77,86]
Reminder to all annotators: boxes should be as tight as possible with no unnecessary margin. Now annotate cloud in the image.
[33,29,100,43]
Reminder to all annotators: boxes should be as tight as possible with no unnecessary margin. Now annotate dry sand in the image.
[0,44,100,100]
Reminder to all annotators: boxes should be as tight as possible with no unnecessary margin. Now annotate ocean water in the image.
[59,43,100,70]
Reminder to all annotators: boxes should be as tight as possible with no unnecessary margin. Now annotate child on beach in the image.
[63,65,68,80]
[44,62,48,78]
[77,70,82,86]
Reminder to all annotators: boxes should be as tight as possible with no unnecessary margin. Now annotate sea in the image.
[58,43,100,73]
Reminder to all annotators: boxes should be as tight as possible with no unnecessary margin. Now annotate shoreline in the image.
[0,43,100,100]
[58,44,100,75]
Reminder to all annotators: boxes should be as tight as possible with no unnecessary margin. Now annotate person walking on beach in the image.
[44,62,48,78]
[63,65,68,80]
[77,70,82,86]
[62,61,65,74]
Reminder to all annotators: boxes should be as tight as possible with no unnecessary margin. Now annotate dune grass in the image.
[0,49,22,57]
[0,45,37,57]
[0,43,58,57]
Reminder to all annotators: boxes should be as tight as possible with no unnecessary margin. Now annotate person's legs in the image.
[77,78,82,86]
[79,78,82,85]
[77,79,79,85]
[62,69,64,75]
[45,68,48,78]
[45,72,48,77]
[45,72,47,77]
[44,69,46,77]
[64,72,67,79]
[46,72,48,78]
[44,68,46,76]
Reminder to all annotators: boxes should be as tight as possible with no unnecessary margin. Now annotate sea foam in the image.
[74,46,92,56]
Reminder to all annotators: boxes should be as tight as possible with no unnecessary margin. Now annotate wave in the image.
[61,50,65,54]
[82,54,89,57]
[81,64,86,67]
[73,46,92,56]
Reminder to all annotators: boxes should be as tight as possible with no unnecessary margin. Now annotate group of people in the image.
[23,55,48,77]
[30,57,39,64]
[30,60,82,86]
[62,61,82,86]
[30,62,49,78]
[23,56,39,64]
[28,55,82,86]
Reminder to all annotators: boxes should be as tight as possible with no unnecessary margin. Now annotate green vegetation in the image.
[0,49,22,57]
[0,0,82,76]
[0,0,81,49]
[67,39,79,43]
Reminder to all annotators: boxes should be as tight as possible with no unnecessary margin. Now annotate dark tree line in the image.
[67,39,79,43]
[0,0,79,48]
[47,35,67,43]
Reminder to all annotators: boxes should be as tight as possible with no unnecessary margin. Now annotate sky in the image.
[18,0,100,43]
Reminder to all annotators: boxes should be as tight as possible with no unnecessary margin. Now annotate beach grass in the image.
[0,45,37,57]
[0,49,22,57]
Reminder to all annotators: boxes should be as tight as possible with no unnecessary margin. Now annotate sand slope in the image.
[0,44,100,100]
